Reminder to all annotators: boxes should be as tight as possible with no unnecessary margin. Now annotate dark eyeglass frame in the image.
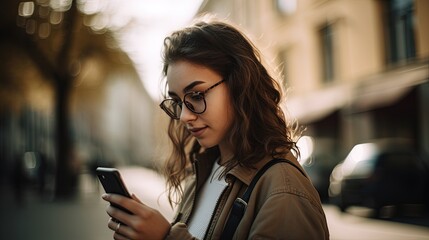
[159,79,226,120]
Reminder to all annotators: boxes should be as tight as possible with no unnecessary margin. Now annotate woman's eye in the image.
[190,92,204,101]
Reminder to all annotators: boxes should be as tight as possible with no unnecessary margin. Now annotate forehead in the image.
[166,61,222,92]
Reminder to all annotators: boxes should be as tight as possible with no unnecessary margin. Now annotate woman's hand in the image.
[102,193,171,240]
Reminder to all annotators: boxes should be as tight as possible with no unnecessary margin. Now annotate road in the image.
[1,166,428,240]
[325,205,429,240]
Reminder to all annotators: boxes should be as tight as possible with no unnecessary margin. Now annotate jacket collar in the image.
[228,151,300,185]
[195,148,299,187]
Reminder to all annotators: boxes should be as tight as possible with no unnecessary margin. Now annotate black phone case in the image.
[96,167,132,215]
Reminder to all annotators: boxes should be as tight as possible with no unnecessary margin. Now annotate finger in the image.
[108,218,136,240]
[113,232,130,240]
[102,193,128,205]
[108,218,121,231]
[103,194,135,213]
[106,205,132,227]
[131,193,143,204]
[108,219,126,234]
[104,193,152,218]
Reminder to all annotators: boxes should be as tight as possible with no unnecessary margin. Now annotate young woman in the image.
[102,18,329,239]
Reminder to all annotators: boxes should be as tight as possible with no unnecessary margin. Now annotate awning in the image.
[351,62,429,112]
[283,84,351,124]
[283,62,429,123]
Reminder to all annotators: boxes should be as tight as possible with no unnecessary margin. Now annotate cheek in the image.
[198,95,235,148]
[217,97,235,132]
[205,88,235,132]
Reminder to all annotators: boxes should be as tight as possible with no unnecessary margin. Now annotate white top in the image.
[187,161,228,239]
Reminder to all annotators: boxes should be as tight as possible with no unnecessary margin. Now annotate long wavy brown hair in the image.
[161,17,301,205]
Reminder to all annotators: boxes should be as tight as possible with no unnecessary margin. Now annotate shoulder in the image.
[255,159,322,207]
[243,159,329,238]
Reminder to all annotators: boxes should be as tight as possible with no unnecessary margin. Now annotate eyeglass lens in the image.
[161,100,181,119]
[161,92,206,119]
[160,79,225,119]
[184,92,206,113]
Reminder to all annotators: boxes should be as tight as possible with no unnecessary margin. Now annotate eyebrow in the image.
[183,80,205,93]
[167,80,205,97]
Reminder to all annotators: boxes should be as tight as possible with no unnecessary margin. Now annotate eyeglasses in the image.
[160,79,225,120]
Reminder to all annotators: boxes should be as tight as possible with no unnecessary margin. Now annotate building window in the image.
[384,0,416,65]
[320,24,335,83]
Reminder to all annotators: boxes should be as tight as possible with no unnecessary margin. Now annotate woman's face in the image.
[166,60,234,150]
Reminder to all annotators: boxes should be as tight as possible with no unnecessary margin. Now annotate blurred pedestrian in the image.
[102,16,329,239]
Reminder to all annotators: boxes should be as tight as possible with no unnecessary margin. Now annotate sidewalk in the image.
[2,165,428,240]
[0,166,174,240]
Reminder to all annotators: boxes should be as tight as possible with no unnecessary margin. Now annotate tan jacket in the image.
[165,151,330,240]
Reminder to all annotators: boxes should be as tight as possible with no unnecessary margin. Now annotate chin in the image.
[196,139,217,149]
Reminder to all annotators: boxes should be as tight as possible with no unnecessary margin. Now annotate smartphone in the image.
[96,167,132,215]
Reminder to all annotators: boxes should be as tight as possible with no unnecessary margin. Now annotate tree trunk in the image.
[53,0,78,198]
[54,74,76,198]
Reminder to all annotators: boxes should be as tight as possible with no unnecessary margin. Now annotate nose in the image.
[179,104,197,123]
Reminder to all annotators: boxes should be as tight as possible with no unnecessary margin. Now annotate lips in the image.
[188,126,207,138]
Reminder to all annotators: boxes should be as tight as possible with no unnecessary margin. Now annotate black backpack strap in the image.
[221,158,306,240]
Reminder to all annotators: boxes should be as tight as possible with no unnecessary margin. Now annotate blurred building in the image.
[0,0,158,195]
[197,0,429,161]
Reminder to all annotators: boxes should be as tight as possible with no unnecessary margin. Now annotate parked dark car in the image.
[328,139,429,216]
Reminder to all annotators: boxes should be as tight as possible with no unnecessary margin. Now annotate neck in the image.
[218,143,233,165]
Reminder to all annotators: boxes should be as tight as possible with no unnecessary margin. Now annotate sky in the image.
[79,0,204,100]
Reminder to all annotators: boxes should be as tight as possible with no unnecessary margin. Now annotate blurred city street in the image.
[1,0,429,239]
[1,165,429,240]
[0,166,175,240]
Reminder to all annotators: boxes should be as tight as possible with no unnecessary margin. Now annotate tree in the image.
[2,0,88,197]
